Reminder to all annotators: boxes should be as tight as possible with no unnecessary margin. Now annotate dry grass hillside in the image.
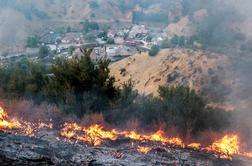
[165,9,208,38]
[110,48,232,102]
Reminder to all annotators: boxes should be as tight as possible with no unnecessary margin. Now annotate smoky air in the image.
[0,0,252,165]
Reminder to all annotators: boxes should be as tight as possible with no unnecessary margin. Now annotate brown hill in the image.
[109,48,232,103]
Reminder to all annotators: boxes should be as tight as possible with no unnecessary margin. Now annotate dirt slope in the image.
[110,48,231,101]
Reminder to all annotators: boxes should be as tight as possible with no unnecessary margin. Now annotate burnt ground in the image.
[0,130,251,166]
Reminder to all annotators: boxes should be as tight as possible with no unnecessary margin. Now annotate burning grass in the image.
[1,105,252,161]
[0,106,21,129]
[59,121,252,160]
[0,106,53,136]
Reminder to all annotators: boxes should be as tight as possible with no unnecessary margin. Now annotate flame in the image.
[0,106,21,129]
[60,123,118,146]
[0,106,53,136]
[187,143,201,149]
[38,122,53,129]
[60,123,82,138]
[1,105,251,161]
[137,146,152,154]
[59,123,252,160]
[83,124,118,146]
[206,134,240,160]
[124,130,184,147]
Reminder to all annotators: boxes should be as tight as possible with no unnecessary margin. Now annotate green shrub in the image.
[149,45,160,56]
[39,46,49,58]
[26,35,39,48]
[158,85,205,137]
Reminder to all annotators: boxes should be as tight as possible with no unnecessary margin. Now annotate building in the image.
[40,32,61,44]
[47,44,57,51]
[61,33,84,44]
[90,47,106,61]
[90,45,138,62]
[129,25,148,39]
[114,37,124,44]
[106,45,138,62]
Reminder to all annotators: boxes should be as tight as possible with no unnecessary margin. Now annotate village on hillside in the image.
[0,22,170,67]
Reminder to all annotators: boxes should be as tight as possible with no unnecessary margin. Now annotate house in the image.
[124,40,137,46]
[106,45,138,62]
[114,37,124,44]
[57,45,69,53]
[47,44,57,51]
[107,30,117,38]
[96,38,106,44]
[129,25,148,39]
[61,33,84,44]
[90,45,137,62]
[90,47,106,61]
[40,32,61,44]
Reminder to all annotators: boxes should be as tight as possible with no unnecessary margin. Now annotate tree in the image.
[146,35,152,42]
[158,85,205,141]
[85,33,96,42]
[39,46,49,58]
[68,46,74,56]
[118,79,138,108]
[48,48,117,116]
[26,35,39,48]
[67,26,71,33]
[0,58,47,101]
[106,37,115,44]
[149,45,160,56]
[82,19,99,34]
[97,31,107,39]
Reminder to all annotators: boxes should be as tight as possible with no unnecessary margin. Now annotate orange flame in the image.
[124,130,184,147]
[59,123,252,160]
[0,106,53,136]
[206,134,240,160]
[1,105,251,161]
[60,123,118,146]
[0,106,21,129]
[83,124,118,146]
[137,146,152,154]
[187,143,201,149]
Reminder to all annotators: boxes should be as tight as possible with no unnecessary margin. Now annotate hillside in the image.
[0,0,126,53]
[0,0,183,53]
[110,48,232,103]
[1,0,252,55]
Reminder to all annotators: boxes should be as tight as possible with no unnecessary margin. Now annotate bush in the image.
[46,48,118,116]
[26,35,39,48]
[158,85,205,137]
[149,45,160,56]
[145,35,152,42]
[84,33,96,42]
[106,37,115,44]
[39,46,49,58]
[0,58,47,101]
[68,46,74,55]
[198,108,231,132]
[82,19,99,34]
